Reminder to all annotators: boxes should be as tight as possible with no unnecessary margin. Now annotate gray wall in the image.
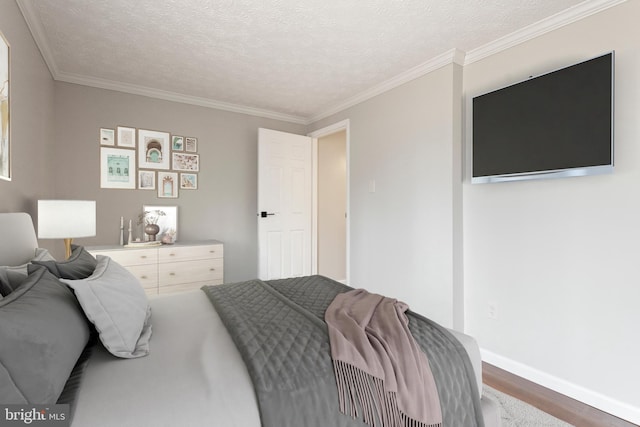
[52,82,305,282]
[0,0,55,216]
[309,64,464,329]
[462,2,639,419]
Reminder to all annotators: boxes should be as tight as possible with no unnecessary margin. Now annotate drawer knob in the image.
[209,250,215,253]
[209,268,216,271]
[169,272,176,276]
[141,275,147,279]
[169,253,176,257]
[141,255,147,259]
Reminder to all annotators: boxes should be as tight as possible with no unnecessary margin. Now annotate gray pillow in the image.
[0,266,91,404]
[0,248,56,296]
[61,256,152,358]
[32,245,97,280]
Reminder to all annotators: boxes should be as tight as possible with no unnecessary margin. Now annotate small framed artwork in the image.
[180,173,198,189]
[138,170,155,190]
[1,31,11,181]
[138,129,170,170]
[100,147,136,189]
[117,126,136,148]
[143,205,178,243]
[100,128,115,146]
[185,137,197,152]
[157,171,178,198]
[172,135,184,151]
[172,152,199,172]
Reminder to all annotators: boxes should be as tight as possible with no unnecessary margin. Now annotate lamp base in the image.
[63,238,73,259]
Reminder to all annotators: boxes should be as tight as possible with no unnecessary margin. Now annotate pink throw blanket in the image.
[325,289,443,427]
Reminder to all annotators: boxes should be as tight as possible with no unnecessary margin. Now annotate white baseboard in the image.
[481,349,640,425]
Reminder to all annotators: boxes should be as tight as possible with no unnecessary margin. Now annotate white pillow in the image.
[61,256,152,358]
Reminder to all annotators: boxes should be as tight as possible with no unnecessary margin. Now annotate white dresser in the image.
[87,240,224,296]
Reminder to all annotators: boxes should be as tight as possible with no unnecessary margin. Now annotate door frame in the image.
[308,119,350,284]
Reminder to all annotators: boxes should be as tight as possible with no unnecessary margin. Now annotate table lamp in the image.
[38,200,96,259]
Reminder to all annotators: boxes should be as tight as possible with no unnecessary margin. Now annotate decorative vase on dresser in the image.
[87,240,223,296]
[144,223,160,241]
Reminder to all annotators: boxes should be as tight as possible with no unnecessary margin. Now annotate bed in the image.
[0,212,500,427]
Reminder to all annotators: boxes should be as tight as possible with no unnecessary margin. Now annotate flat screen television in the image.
[472,52,614,183]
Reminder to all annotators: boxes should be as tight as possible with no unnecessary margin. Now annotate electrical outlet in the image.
[488,302,499,320]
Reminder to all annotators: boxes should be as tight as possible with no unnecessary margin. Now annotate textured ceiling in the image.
[17,0,614,123]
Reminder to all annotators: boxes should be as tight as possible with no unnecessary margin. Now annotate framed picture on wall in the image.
[100,128,115,146]
[172,152,199,172]
[185,137,197,152]
[100,147,136,189]
[138,170,155,190]
[172,135,184,151]
[138,129,170,169]
[157,171,178,198]
[180,173,197,189]
[117,126,136,148]
[1,31,10,181]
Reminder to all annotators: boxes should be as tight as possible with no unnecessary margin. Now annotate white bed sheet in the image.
[71,290,261,427]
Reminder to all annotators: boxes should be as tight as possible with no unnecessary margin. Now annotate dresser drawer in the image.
[125,264,158,290]
[90,248,157,266]
[158,258,224,287]
[158,244,223,263]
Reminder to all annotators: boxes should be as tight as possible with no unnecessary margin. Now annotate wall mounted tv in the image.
[472,52,614,184]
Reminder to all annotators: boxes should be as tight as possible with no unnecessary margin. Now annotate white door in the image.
[258,128,312,280]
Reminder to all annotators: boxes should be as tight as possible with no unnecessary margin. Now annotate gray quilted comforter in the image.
[202,275,484,427]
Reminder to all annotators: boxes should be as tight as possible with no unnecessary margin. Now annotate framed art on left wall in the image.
[138,129,170,170]
[100,147,136,189]
[0,31,10,181]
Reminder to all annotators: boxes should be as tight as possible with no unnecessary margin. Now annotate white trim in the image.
[308,119,351,285]
[464,0,627,65]
[16,0,308,125]
[481,349,640,425]
[309,49,465,124]
[311,137,319,275]
[56,71,308,124]
[16,0,59,77]
[18,0,625,125]
[308,120,352,139]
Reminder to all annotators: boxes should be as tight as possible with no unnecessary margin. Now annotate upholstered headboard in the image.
[0,213,39,266]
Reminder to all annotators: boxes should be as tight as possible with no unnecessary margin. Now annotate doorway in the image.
[257,121,349,282]
[309,120,350,284]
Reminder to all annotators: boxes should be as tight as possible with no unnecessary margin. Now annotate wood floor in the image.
[482,362,637,427]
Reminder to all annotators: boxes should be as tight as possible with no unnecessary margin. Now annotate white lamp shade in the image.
[38,200,96,239]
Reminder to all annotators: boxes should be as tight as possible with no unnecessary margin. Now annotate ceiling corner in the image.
[16,0,59,79]
[309,48,467,124]
[464,0,627,65]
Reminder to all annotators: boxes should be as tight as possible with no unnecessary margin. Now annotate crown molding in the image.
[308,48,466,124]
[16,0,59,77]
[55,71,309,124]
[464,0,627,65]
[17,0,308,124]
[18,0,626,125]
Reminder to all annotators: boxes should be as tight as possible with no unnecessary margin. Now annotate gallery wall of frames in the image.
[99,126,199,198]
